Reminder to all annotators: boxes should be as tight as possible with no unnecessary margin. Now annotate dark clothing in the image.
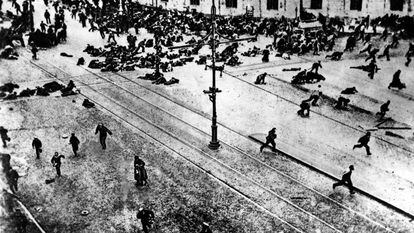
[95,125,112,149]
[69,135,80,156]
[32,138,42,159]
[378,46,391,61]
[108,32,117,44]
[357,134,370,145]
[7,169,19,193]
[310,62,322,73]
[306,90,321,106]
[262,50,269,62]
[341,87,358,95]
[307,95,319,106]
[380,102,390,114]
[31,45,38,59]
[260,129,277,152]
[0,127,10,147]
[99,27,106,39]
[353,134,371,155]
[333,170,354,194]
[137,209,155,233]
[389,72,405,89]
[335,96,350,109]
[51,154,65,176]
[134,157,148,186]
[405,51,413,67]
[44,11,51,24]
[298,101,310,117]
[254,73,267,84]
[378,102,390,119]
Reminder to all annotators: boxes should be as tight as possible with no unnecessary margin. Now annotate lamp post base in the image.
[208,140,220,150]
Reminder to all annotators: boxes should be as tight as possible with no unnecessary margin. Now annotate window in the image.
[310,0,322,9]
[226,0,237,8]
[350,0,362,10]
[190,0,200,5]
[390,0,404,11]
[267,0,278,10]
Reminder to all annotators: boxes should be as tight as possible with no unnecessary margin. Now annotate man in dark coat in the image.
[69,133,80,156]
[0,126,10,147]
[137,207,155,233]
[262,49,269,62]
[95,123,112,150]
[31,42,38,60]
[51,152,65,177]
[310,61,322,74]
[0,126,11,148]
[134,155,148,186]
[333,165,355,194]
[44,9,51,24]
[377,100,390,120]
[32,137,42,159]
[7,167,19,193]
[388,70,405,90]
[353,132,371,155]
[260,128,277,152]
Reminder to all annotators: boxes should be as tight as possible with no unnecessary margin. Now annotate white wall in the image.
[135,0,414,18]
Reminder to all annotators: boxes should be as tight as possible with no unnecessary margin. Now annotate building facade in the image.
[137,0,414,18]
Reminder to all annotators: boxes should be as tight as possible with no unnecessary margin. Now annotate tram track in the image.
[20,53,406,232]
[225,56,414,154]
[22,55,342,233]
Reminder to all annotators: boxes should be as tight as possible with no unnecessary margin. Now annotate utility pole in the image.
[168,0,256,150]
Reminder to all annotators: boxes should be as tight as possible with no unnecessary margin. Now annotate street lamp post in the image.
[205,0,220,149]
[168,0,256,150]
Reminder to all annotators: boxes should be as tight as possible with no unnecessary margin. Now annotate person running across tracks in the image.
[260,128,277,153]
[305,85,322,106]
[353,132,372,155]
[333,165,355,194]
[310,61,322,74]
[377,100,391,120]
